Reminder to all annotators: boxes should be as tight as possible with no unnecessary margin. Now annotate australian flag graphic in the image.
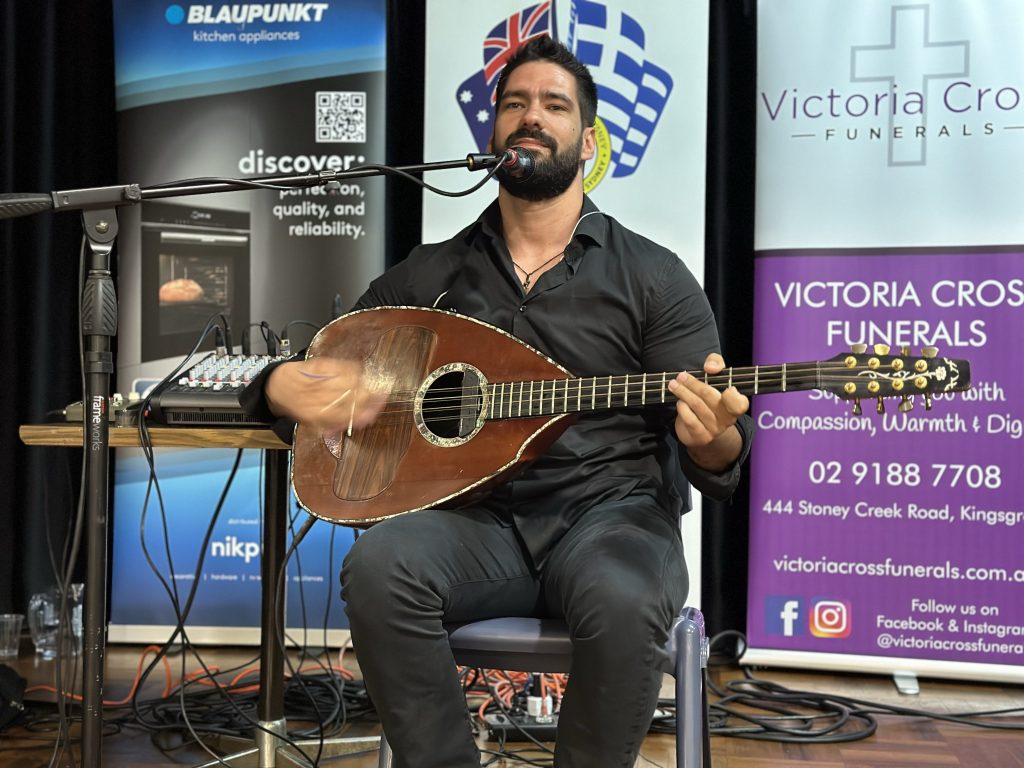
[454,0,672,180]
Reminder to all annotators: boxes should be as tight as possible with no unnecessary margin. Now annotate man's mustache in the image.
[504,129,557,151]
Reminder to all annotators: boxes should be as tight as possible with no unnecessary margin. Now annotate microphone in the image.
[499,147,535,181]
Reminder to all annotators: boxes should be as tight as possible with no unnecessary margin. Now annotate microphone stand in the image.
[0,151,503,768]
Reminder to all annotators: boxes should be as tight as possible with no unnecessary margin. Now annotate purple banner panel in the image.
[746,247,1024,667]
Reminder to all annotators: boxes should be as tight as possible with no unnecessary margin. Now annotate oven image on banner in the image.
[746,0,1024,682]
[109,0,387,643]
[423,0,711,599]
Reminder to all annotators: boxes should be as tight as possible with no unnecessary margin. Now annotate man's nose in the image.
[519,101,545,127]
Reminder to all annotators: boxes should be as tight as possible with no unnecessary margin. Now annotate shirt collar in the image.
[469,194,608,254]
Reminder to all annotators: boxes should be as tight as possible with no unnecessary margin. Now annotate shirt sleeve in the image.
[643,252,754,501]
[238,358,298,444]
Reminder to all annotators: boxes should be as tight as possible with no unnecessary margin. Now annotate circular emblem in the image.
[583,116,613,193]
[165,5,186,24]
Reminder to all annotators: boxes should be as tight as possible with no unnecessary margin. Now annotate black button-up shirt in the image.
[341,195,753,566]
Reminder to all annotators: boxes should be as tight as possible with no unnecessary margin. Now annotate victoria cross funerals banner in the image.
[745,0,1024,682]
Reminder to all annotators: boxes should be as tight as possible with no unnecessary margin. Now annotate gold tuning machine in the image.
[876,397,886,414]
[851,343,868,354]
[873,344,891,355]
[900,345,911,356]
[923,393,934,411]
[921,346,938,358]
[898,395,914,413]
[852,398,863,416]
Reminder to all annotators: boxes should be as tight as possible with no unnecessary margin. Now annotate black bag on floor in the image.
[0,664,26,731]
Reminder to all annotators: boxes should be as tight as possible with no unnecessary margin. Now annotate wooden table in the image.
[18,423,372,766]
[19,423,287,449]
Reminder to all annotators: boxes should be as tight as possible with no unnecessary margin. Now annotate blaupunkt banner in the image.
[110,0,386,643]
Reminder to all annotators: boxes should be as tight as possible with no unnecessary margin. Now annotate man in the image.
[246,36,752,768]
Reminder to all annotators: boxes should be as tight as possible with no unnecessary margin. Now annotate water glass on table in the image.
[0,614,23,659]
[27,584,84,660]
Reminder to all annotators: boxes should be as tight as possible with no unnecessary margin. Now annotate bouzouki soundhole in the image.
[414,363,489,446]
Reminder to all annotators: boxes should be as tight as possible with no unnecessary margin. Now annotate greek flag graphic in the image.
[568,0,673,177]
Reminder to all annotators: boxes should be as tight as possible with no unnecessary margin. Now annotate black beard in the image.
[496,133,583,201]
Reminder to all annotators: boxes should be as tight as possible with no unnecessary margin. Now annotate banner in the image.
[422,0,711,599]
[746,0,1024,682]
[110,0,387,643]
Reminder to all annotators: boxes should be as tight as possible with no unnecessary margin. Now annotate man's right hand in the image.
[265,357,386,431]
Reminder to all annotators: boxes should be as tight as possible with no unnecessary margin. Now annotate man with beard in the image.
[247,36,752,768]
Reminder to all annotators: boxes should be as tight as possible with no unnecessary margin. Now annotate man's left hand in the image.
[668,353,749,473]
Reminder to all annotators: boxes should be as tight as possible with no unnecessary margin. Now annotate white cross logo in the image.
[851,4,968,166]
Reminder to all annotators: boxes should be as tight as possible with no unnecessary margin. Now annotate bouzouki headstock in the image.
[820,344,971,415]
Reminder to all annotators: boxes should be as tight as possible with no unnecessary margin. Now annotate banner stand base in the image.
[741,647,1024,686]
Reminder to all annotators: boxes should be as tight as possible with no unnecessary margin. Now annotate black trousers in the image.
[341,497,688,768]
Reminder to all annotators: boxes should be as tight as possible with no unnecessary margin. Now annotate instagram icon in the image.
[810,599,851,638]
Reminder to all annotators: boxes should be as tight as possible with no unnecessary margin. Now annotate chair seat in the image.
[445,617,574,673]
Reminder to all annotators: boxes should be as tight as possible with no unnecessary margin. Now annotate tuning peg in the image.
[851,398,862,416]
[898,395,914,413]
[921,346,938,358]
[900,345,911,356]
[876,397,886,414]
[873,344,891,355]
[923,393,933,411]
[851,343,867,354]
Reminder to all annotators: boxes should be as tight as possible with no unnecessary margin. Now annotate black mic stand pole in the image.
[0,150,503,768]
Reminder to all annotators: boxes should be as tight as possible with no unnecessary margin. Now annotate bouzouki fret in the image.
[642,373,647,406]
[606,376,612,409]
[754,365,759,395]
[782,362,787,393]
[623,374,629,407]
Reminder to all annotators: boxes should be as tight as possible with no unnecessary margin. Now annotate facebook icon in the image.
[765,597,804,637]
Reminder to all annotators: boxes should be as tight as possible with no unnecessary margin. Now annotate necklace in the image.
[511,251,564,291]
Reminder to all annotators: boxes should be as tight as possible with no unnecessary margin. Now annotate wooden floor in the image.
[0,641,1022,767]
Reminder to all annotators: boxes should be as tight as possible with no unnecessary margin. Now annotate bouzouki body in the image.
[292,307,575,525]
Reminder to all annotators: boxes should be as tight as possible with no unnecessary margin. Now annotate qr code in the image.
[316,91,366,143]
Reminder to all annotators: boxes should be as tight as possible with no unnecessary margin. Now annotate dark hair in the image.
[494,36,598,128]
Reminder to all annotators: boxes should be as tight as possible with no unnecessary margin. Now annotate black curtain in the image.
[0,0,117,612]
[1,0,756,640]
[702,0,757,639]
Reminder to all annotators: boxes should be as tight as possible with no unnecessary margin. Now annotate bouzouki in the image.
[290,307,971,525]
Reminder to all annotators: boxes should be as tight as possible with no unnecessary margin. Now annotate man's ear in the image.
[581,125,596,161]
